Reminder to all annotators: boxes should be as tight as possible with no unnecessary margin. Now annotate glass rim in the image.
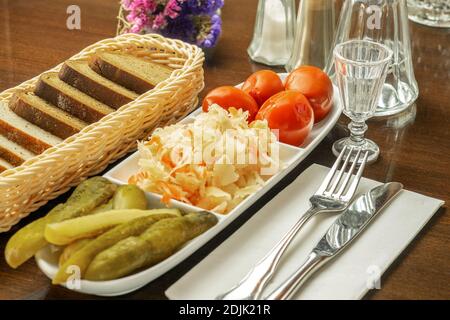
[333,40,393,66]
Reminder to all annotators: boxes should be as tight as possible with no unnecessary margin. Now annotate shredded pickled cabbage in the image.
[129,105,281,214]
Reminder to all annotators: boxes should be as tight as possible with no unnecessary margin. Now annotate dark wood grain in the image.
[0,0,449,300]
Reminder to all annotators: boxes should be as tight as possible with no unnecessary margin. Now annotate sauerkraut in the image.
[129,105,281,214]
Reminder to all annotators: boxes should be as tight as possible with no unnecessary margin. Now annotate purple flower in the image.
[184,0,224,15]
[122,0,158,33]
[194,13,222,48]
[122,0,157,13]
[161,14,197,43]
[164,0,184,19]
[122,0,223,48]
[152,13,167,29]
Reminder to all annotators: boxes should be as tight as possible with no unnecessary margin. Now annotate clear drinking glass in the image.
[407,0,450,28]
[332,40,393,164]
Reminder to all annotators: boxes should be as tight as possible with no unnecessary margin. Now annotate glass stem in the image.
[348,120,368,146]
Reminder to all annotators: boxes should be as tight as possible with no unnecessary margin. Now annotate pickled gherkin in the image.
[59,238,92,266]
[5,177,116,268]
[45,208,181,245]
[86,185,147,215]
[112,185,147,210]
[91,199,113,214]
[84,212,218,281]
[53,213,178,284]
[46,184,149,246]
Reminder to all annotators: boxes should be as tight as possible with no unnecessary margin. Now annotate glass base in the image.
[374,81,419,117]
[409,15,450,28]
[332,138,379,164]
[407,0,450,28]
[247,46,289,66]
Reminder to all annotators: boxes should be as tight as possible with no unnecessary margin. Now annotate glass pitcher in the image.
[325,0,419,117]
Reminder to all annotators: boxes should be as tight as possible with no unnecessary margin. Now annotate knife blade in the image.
[265,182,403,300]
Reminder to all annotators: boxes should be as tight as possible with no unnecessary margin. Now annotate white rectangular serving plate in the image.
[35,74,342,296]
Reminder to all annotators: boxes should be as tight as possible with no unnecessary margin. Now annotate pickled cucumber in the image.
[59,238,93,266]
[91,199,113,214]
[5,177,116,268]
[113,185,147,210]
[53,213,177,284]
[84,212,218,281]
[45,208,181,245]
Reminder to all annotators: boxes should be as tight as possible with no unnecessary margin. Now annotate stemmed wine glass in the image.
[332,40,393,164]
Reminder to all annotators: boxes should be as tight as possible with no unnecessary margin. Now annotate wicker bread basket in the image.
[0,33,204,232]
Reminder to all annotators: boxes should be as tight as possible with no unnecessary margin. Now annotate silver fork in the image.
[217,146,369,300]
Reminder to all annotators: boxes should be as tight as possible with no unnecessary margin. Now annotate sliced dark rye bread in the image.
[35,72,115,123]
[9,92,87,139]
[0,157,13,173]
[59,60,139,109]
[0,102,62,154]
[89,51,173,94]
[0,135,35,166]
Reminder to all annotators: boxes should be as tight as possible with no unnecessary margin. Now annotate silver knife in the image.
[265,182,403,300]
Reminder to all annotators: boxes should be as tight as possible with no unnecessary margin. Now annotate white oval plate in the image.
[36,73,342,296]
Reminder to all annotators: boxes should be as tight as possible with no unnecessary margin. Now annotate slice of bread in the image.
[35,72,114,123]
[0,135,35,166]
[9,92,87,139]
[89,52,172,94]
[0,102,62,154]
[0,157,13,173]
[59,60,139,109]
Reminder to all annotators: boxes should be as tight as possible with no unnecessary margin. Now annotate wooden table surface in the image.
[0,0,449,300]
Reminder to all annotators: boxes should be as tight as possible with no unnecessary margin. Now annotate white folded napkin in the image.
[166,164,444,300]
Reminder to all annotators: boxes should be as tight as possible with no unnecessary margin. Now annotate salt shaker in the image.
[248,0,296,66]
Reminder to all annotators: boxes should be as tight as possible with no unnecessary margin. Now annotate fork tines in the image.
[318,147,369,202]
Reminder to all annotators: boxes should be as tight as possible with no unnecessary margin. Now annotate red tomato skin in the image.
[241,70,285,106]
[285,66,333,123]
[202,86,259,121]
[256,90,314,146]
